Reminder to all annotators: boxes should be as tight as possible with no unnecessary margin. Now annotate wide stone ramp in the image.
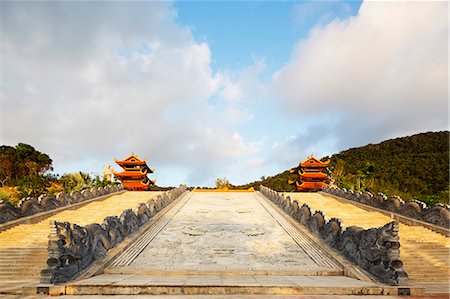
[0,191,161,293]
[290,192,450,294]
[64,192,403,295]
[108,192,340,275]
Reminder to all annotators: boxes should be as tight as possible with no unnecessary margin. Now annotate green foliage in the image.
[0,143,52,186]
[0,189,10,201]
[17,175,49,198]
[236,131,449,204]
[93,175,111,188]
[235,170,294,192]
[423,195,441,206]
[215,177,230,189]
[59,172,93,192]
[328,131,449,203]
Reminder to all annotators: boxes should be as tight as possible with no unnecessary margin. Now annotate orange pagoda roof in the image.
[295,181,327,190]
[300,156,330,168]
[122,179,152,189]
[299,172,328,179]
[114,154,154,170]
[114,171,149,178]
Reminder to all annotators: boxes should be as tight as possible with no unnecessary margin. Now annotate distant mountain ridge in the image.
[236,131,449,205]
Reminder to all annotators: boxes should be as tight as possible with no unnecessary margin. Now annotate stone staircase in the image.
[289,192,450,294]
[0,191,161,288]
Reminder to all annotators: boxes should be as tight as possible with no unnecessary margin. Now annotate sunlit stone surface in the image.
[125,192,339,273]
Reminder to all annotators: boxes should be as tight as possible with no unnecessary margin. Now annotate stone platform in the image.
[51,192,423,296]
[108,192,340,275]
[62,273,393,296]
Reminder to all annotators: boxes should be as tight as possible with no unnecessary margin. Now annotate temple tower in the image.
[289,156,330,191]
[114,154,155,191]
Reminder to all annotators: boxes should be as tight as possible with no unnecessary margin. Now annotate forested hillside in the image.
[238,131,449,205]
[0,143,116,204]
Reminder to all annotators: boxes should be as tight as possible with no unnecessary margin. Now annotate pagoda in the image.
[114,154,155,191]
[288,156,330,191]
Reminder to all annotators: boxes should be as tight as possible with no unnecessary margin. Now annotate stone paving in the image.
[108,192,340,275]
[2,295,446,299]
[62,192,419,296]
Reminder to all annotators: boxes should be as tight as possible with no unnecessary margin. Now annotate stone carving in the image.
[323,186,450,229]
[260,185,408,286]
[308,211,327,236]
[182,226,205,236]
[119,209,139,236]
[18,197,43,216]
[103,164,115,182]
[147,200,157,217]
[0,200,20,223]
[0,185,124,225]
[40,185,187,284]
[298,203,312,225]
[38,194,58,211]
[242,227,265,236]
[136,203,151,226]
[81,189,93,200]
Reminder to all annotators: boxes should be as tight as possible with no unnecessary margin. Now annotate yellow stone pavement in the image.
[0,191,161,248]
[0,191,161,282]
[288,192,450,293]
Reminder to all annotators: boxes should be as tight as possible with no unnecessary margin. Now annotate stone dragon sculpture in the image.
[323,186,449,228]
[0,185,124,224]
[260,185,408,285]
[40,185,187,284]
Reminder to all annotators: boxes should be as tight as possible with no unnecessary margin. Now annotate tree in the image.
[215,177,230,190]
[59,172,92,192]
[0,143,52,185]
[0,146,16,185]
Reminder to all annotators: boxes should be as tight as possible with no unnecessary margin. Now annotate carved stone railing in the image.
[0,185,125,224]
[259,185,408,286]
[322,186,450,229]
[0,185,124,225]
[40,185,187,284]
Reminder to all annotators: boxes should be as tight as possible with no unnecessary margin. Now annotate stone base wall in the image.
[40,185,187,284]
[0,185,124,224]
[322,186,449,229]
[259,185,408,286]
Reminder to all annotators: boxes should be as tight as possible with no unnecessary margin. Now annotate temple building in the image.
[114,154,155,191]
[289,156,330,191]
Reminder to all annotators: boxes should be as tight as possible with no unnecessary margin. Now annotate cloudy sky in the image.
[1,1,447,187]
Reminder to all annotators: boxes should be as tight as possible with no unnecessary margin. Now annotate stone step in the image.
[61,274,425,296]
[0,274,42,278]
[289,192,449,294]
[0,191,164,283]
[409,275,450,279]
[0,276,40,280]
[0,268,45,273]
[0,255,48,259]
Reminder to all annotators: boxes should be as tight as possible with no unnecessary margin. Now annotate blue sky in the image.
[176,1,362,75]
[1,1,447,187]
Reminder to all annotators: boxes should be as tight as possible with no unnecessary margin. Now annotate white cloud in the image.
[274,1,448,149]
[0,1,257,185]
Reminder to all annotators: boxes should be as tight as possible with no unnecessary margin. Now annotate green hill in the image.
[237,131,449,205]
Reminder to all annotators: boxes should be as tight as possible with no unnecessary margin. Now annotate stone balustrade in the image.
[259,185,408,286]
[40,185,187,284]
[0,185,124,224]
[322,186,450,229]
